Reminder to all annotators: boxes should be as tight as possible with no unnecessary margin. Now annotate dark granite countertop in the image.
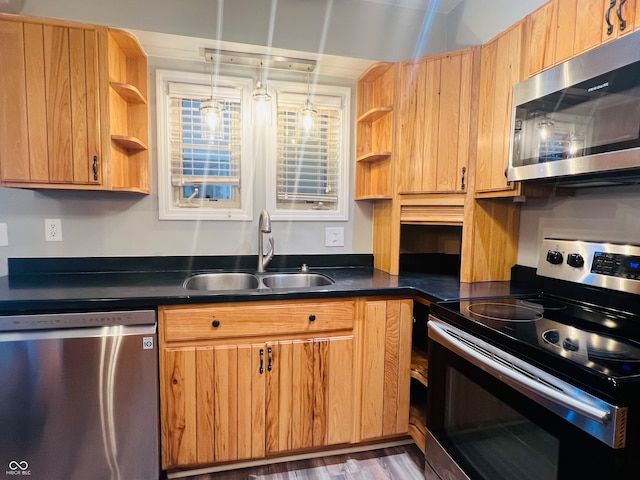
[0,255,532,315]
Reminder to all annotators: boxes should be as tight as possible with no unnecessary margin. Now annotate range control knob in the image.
[567,253,585,268]
[546,250,564,265]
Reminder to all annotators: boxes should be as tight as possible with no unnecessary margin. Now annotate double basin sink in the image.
[183,272,334,291]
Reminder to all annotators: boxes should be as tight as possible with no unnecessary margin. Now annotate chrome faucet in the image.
[257,209,274,272]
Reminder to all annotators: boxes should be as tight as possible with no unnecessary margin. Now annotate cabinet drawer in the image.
[161,299,355,342]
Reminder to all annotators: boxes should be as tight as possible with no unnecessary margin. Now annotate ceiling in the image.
[360,0,464,14]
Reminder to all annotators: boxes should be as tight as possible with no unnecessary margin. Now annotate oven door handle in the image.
[429,320,612,425]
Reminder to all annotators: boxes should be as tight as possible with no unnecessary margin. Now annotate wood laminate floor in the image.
[185,445,424,480]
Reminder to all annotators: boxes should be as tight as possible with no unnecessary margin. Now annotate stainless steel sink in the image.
[182,272,334,291]
[182,272,259,291]
[260,273,334,289]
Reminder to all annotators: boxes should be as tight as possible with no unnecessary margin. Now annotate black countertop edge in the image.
[8,254,374,276]
[0,263,533,315]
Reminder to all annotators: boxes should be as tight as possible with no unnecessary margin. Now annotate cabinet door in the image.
[397,60,425,193]
[526,0,558,76]
[0,19,101,186]
[0,19,30,182]
[161,343,266,469]
[397,50,473,194]
[554,0,620,64]
[601,0,638,43]
[360,299,413,440]
[265,336,354,454]
[475,23,524,194]
[435,51,472,193]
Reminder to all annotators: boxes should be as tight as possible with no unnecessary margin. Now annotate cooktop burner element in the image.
[467,301,544,322]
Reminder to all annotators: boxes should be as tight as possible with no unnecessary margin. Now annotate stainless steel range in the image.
[426,238,640,480]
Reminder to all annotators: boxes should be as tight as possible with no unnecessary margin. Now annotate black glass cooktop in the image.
[432,296,640,382]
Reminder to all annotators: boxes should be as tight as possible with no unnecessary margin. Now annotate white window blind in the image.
[268,85,350,221]
[276,101,340,204]
[156,70,253,221]
[168,82,242,208]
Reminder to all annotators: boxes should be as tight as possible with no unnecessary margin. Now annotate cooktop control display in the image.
[592,252,640,280]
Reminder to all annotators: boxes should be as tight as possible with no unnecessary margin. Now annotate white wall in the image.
[518,186,640,267]
[446,0,547,49]
[20,0,449,62]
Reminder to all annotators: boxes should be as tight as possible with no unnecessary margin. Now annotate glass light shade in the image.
[299,98,319,140]
[200,99,225,140]
[251,80,271,103]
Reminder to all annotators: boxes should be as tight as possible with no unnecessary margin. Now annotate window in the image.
[266,82,351,221]
[156,70,253,220]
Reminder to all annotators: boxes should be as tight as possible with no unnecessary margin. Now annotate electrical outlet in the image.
[45,218,63,242]
[325,227,344,247]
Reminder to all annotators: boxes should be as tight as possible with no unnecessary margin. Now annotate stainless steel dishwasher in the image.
[0,310,159,480]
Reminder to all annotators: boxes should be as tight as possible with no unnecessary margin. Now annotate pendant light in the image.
[252,61,272,122]
[200,60,226,140]
[298,70,319,140]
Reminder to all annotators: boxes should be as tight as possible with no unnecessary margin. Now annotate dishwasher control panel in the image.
[0,309,156,332]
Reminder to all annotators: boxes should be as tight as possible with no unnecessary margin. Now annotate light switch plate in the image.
[0,223,7,246]
[325,227,344,247]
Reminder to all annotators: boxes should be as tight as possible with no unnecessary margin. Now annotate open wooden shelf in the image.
[357,151,392,163]
[358,106,393,123]
[110,82,147,104]
[111,134,148,151]
[411,349,429,387]
[409,403,427,453]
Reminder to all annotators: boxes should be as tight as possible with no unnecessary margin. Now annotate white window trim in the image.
[156,69,254,221]
[266,80,351,221]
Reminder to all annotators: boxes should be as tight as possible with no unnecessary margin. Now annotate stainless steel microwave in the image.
[507,29,640,186]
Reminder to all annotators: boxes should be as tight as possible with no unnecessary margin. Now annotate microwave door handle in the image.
[429,322,612,425]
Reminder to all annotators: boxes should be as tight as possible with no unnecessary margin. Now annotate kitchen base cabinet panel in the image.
[159,300,358,471]
[359,299,413,441]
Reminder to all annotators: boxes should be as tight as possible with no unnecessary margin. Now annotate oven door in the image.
[426,317,631,480]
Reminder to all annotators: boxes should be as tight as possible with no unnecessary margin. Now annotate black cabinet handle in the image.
[606,0,617,35]
[211,319,220,328]
[309,314,316,322]
[267,346,272,372]
[618,0,627,30]
[92,156,98,181]
[259,348,264,374]
[461,166,467,190]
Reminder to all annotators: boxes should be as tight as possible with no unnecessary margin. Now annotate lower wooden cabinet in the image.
[159,297,413,471]
[159,299,359,470]
[359,298,413,440]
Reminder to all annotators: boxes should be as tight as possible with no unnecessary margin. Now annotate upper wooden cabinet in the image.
[475,21,525,195]
[0,14,149,193]
[526,0,640,77]
[397,48,478,195]
[355,62,396,200]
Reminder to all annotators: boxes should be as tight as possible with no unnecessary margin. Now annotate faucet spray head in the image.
[259,209,272,233]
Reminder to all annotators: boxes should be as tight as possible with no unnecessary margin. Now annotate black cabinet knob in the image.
[309,314,316,322]
[212,319,221,328]
[546,250,564,265]
[567,253,585,268]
